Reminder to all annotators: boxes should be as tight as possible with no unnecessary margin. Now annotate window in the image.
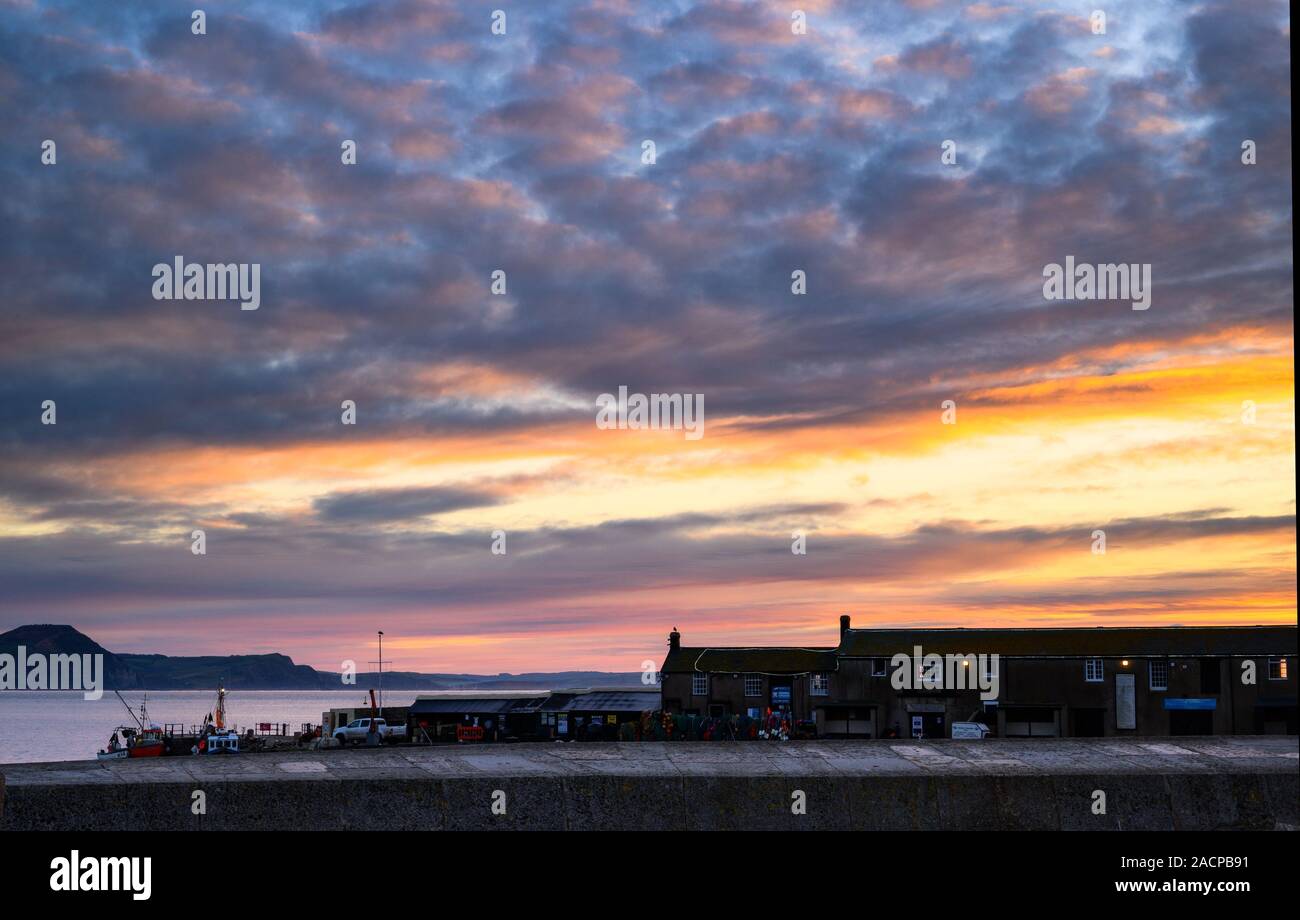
[871,658,887,677]
[1268,657,1288,680]
[1084,658,1104,682]
[1149,660,1168,691]
[810,673,830,696]
[692,673,708,696]
[744,674,762,697]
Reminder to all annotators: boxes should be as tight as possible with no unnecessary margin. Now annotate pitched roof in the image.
[662,646,838,674]
[835,626,1297,659]
[409,688,661,715]
[560,689,660,712]
[409,696,546,715]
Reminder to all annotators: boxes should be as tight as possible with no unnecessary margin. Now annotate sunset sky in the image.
[0,0,1293,674]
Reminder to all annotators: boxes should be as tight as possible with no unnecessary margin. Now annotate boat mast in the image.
[369,630,391,714]
[114,690,145,730]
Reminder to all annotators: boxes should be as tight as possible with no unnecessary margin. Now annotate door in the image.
[1072,708,1105,737]
[1004,707,1058,737]
[1253,706,1297,734]
[822,707,874,738]
[1115,673,1136,730]
[910,712,945,739]
[1169,710,1213,735]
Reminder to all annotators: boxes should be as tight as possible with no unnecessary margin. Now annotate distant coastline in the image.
[0,624,643,691]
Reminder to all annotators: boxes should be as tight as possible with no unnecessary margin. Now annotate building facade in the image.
[660,617,1297,738]
[406,688,659,742]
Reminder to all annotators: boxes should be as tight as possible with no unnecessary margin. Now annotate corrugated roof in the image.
[561,690,659,712]
[508,698,546,713]
[835,626,1297,658]
[409,688,660,715]
[539,692,581,712]
[409,697,545,716]
[662,646,838,674]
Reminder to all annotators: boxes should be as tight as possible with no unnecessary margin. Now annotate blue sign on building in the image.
[1163,698,1216,710]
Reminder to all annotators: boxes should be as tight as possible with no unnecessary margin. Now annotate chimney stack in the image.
[668,628,681,651]
[840,614,851,637]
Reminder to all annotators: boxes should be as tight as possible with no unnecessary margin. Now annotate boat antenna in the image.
[114,690,145,730]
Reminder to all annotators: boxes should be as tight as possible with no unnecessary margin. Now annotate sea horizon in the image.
[0,689,457,764]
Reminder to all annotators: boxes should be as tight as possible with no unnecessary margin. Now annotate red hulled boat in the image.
[96,692,165,760]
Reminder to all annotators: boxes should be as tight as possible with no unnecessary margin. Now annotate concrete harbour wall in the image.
[2,739,1295,831]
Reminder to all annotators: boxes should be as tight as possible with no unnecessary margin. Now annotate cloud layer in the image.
[0,0,1293,671]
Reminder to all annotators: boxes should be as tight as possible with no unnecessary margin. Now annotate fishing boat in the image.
[191,683,241,755]
[193,730,240,754]
[96,692,165,760]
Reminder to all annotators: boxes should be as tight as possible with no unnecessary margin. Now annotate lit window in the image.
[744,674,762,696]
[1149,660,1168,691]
[1268,657,1288,680]
[1085,658,1104,682]
[810,673,830,696]
[692,673,708,696]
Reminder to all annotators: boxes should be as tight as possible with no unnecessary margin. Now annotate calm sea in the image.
[0,689,444,764]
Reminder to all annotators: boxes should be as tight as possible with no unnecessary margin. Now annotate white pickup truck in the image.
[333,717,407,745]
